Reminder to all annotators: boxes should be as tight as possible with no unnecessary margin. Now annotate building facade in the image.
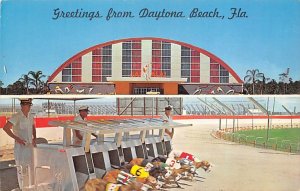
[48,37,243,95]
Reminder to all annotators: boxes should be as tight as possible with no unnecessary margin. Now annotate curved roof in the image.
[48,37,242,83]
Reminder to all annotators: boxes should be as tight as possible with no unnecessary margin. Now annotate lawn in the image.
[238,128,300,143]
[234,128,300,152]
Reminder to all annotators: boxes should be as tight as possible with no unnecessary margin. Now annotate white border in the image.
[0,94,300,99]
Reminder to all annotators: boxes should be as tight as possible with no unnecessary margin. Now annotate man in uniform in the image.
[72,106,89,145]
[3,98,36,188]
[72,106,98,145]
[161,105,174,138]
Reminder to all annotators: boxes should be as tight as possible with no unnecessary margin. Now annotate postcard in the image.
[0,1,299,191]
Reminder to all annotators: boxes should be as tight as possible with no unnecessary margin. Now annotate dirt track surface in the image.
[1,120,300,191]
[171,120,300,191]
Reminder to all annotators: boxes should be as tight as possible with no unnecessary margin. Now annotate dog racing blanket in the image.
[179,152,195,161]
[144,163,154,172]
[130,165,150,178]
[165,158,181,169]
[179,158,194,166]
[117,171,135,185]
[106,183,122,191]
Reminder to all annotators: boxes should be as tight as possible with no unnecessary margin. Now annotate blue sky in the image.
[0,0,299,86]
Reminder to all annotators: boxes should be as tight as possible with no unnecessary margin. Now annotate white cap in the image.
[165,105,173,110]
[79,106,89,111]
[19,98,33,104]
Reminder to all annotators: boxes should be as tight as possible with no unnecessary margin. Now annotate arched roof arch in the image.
[49,37,242,83]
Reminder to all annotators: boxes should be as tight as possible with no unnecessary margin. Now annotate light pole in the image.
[266,97,270,141]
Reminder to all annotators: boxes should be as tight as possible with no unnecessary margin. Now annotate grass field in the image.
[234,128,300,152]
[238,128,300,143]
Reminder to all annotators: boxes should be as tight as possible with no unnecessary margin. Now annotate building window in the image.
[180,46,200,82]
[92,45,112,82]
[152,41,171,78]
[133,87,162,94]
[122,41,142,77]
[210,60,229,83]
[62,58,82,82]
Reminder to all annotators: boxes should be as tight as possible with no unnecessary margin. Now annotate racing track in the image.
[171,120,300,191]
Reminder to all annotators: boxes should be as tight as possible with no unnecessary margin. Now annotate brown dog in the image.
[85,178,149,191]
[194,160,212,172]
[136,175,160,189]
[129,158,145,166]
[85,178,108,191]
[102,168,158,190]
[102,169,121,184]
[163,166,190,185]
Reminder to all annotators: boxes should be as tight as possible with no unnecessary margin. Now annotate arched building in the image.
[48,37,243,95]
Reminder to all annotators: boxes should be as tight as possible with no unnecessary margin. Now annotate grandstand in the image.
[1,97,298,116]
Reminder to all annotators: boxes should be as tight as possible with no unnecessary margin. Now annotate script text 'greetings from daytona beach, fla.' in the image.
[52,8,248,21]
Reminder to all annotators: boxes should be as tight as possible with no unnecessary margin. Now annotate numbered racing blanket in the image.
[130,165,150,178]
[117,171,135,185]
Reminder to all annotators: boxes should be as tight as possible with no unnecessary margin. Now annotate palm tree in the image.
[278,68,291,94]
[258,73,270,94]
[244,69,264,94]
[19,74,31,94]
[28,70,46,94]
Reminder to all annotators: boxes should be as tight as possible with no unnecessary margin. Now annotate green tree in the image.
[29,70,46,94]
[278,68,291,94]
[289,80,300,94]
[265,79,278,94]
[19,74,31,94]
[7,80,25,94]
[0,80,3,94]
[257,73,270,94]
[286,78,293,94]
[244,69,264,94]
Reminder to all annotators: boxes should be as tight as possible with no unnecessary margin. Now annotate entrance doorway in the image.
[133,87,163,95]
